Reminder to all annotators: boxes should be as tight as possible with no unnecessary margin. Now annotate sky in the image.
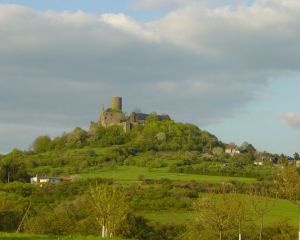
[0,0,300,155]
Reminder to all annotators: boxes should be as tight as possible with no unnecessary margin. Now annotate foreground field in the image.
[139,197,299,225]
[0,233,124,240]
[78,165,257,183]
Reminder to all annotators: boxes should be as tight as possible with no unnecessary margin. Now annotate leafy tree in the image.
[276,166,300,240]
[51,134,67,151]
[212,147,224,156]
[230,191,252,240]
[89,183,129,238]
[249,187,274,240]
[32,135,52,153]
[193,191,235,240]
[0,195,21,231]
[239,142,256,154]
[0,151,29,183]
[294,152,300,160]
[65,127,88,148]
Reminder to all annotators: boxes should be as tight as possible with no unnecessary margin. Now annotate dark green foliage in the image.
[130,119,220,152]
[30,120,220,154]
[32,136,52,153]
[263,220,297,240]
[65,128,88,149]
[0,150,29,183]
[168,153,275,179]
[294,152,300,160]
[239,142,256,154]
[121,214,157,239]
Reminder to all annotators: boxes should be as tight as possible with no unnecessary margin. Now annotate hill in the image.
[0,114,299,240]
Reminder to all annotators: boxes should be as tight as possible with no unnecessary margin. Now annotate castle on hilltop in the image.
[90,97,171,132]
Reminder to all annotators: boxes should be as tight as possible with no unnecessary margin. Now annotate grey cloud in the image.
[130,0,242,11]
[0,2,300,152]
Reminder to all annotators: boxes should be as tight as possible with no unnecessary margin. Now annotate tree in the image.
[193,190,235,240]
[89,184,129,238]
[193,187,253,240]
[230,191,252,240]
[249,187,274,240]
[239,142,256,154]
[0,196,20,231]
[276,166,300,240]
[66,127,88,148]
[294,152,300,160]
[32,135,52,153]
[0,150,28,183]
[212,147,224,156]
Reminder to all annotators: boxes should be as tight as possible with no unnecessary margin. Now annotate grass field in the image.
[138,196,299,226]
[78,165,297,226]
[0,233,124,240]
[78,165,257,183]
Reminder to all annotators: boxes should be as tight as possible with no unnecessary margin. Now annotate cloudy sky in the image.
[0,0,300,155]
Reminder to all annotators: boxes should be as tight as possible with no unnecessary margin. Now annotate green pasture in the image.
[78,165,257,183]
[139,196,299,226]
[0,233,124,240]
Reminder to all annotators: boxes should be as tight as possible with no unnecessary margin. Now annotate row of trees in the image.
[31,126,129,152]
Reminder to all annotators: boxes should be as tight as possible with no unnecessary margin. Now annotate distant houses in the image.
[30,176,75,185]
[225,144,240,156]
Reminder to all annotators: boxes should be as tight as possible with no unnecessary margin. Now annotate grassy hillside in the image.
[0,119,298,239]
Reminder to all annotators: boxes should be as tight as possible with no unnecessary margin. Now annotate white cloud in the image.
[1,1,300,151]
[101,13,160,42]
[279,112,300,130]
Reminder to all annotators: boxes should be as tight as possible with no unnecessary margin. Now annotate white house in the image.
[30,176,62,185]
[254,160,264,166]
[225,144,240,156]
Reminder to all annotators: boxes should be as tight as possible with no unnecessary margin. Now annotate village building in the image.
[225,143,240,156]
[30,176,62,185]
[30,176,74,185]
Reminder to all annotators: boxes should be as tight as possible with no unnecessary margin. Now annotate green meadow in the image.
[78,165,257,183]
[139,197,299,226]
[78,165,298,227]
[0,233,124,240]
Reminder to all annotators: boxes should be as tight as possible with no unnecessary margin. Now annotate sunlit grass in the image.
[0,232,125,240]
[79,165,257,183]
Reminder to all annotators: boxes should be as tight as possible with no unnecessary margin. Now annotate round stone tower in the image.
[110,96,122,111]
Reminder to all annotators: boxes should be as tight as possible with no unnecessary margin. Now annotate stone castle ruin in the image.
[90,97,171,132]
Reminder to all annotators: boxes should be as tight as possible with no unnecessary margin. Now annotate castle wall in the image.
[92,97,171,133]
[100,111,124,127]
